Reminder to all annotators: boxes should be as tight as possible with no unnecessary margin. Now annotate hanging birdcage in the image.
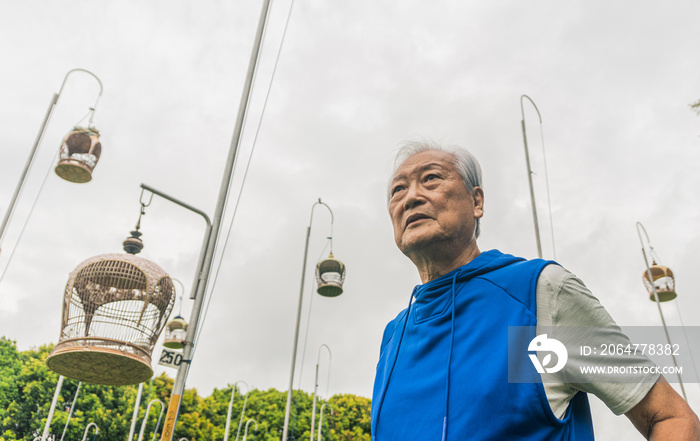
[54,127,102,183]
[315,253,346,297]
[46,253,175,385]
[642,262,677,302]
[163,316,188,350]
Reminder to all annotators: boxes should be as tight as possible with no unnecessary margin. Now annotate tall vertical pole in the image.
[282,201,334,441]
[317,404,332,441]
[636,222,686,400]
[309,345,330,441]
[128,383,145,441]
[59,381,81,441]
[0,93,58,249]
[0,69,102,251]
[520,95,543,259]
[158,0,272,439]
[41,375,64,441]
[282,224,312,441]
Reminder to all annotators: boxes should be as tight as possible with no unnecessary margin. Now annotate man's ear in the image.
[472,187,484,218]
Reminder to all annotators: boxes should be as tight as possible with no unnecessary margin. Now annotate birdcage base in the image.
[55,160,93,183]
[46,339,153,385]
[163,339,185,350]
[648,290,677,302]
[317,283,343,297]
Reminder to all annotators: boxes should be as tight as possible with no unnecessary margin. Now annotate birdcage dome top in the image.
[68,252,171,296]
[166,315,188,331]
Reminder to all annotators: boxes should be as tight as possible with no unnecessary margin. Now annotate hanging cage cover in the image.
[642,263,677,302]
[46,253,175,385]
[54,127,102,183]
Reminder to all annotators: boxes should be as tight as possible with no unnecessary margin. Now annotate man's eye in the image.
[425,174,439,181]
[391,185,405,196]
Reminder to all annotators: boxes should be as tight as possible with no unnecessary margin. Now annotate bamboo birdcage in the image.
[163,315,188,350]
[643,262,677,302]
[54,127,102,183]
[315,253,346,297]
[46,253,175,385]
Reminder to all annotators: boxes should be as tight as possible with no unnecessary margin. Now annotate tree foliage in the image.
[0,338,371,441]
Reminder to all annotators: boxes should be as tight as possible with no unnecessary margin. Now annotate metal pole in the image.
[41,375,64,441]
[140,183,211,302]
[636,222,686,400]
[234,393,249,441]
[520,95,542,259]
[159,0,272,438]
[128,383,145,441]
[0,69,103,251]
[317,404,332,441]
[309,345,330,441]
[223,381,248,441]
[59,381,81,441]
[282,200,333,441]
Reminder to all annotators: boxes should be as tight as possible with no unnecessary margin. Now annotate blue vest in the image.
[371,249,594,440]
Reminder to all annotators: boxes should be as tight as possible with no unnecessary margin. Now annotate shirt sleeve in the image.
[536,264,659,416]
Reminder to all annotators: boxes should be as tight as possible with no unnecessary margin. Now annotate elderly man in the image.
[371,141,699,440]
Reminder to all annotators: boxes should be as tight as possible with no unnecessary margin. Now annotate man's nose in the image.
[403,181,425,209]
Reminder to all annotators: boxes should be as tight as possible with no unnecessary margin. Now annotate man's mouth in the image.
[405,213,430,228]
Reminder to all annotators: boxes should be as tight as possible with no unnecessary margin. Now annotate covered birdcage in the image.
[54,127,102,183]
[46,253,175,385]
[163,316,188,350]
[315,253,346,297]
[642,262,677,302]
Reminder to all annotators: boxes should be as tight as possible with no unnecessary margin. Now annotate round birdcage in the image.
[315,253,346,297]
[54,127,102,183]
[642,262,677,302]
[46,253,175,385]
[163,316,188,350]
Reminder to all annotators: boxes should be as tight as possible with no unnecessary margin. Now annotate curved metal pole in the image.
[309,345,331,441]
[139,183,212,303]
[242,419,257,441]
[0,69,102,252]
[636,222,686,400]
[520,94,543,259]
[81,422,99,441]
[282,199,334,441]
[317,404,333,441]
[138,400,165,441]
[159,0,272,437]
[234,389,250,441]
[222,381,248,441]
[59,381,81,441]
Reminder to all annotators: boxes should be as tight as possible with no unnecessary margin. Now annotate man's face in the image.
[388,150,484,256]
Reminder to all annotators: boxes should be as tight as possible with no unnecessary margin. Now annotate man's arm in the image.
[625,376,700,440]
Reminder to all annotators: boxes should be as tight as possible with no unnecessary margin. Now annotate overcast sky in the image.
[1,1,699,439]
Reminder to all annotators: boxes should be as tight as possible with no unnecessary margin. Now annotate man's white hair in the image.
[389,139,484,238]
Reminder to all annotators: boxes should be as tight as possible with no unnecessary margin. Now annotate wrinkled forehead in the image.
[391,150,457,182]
